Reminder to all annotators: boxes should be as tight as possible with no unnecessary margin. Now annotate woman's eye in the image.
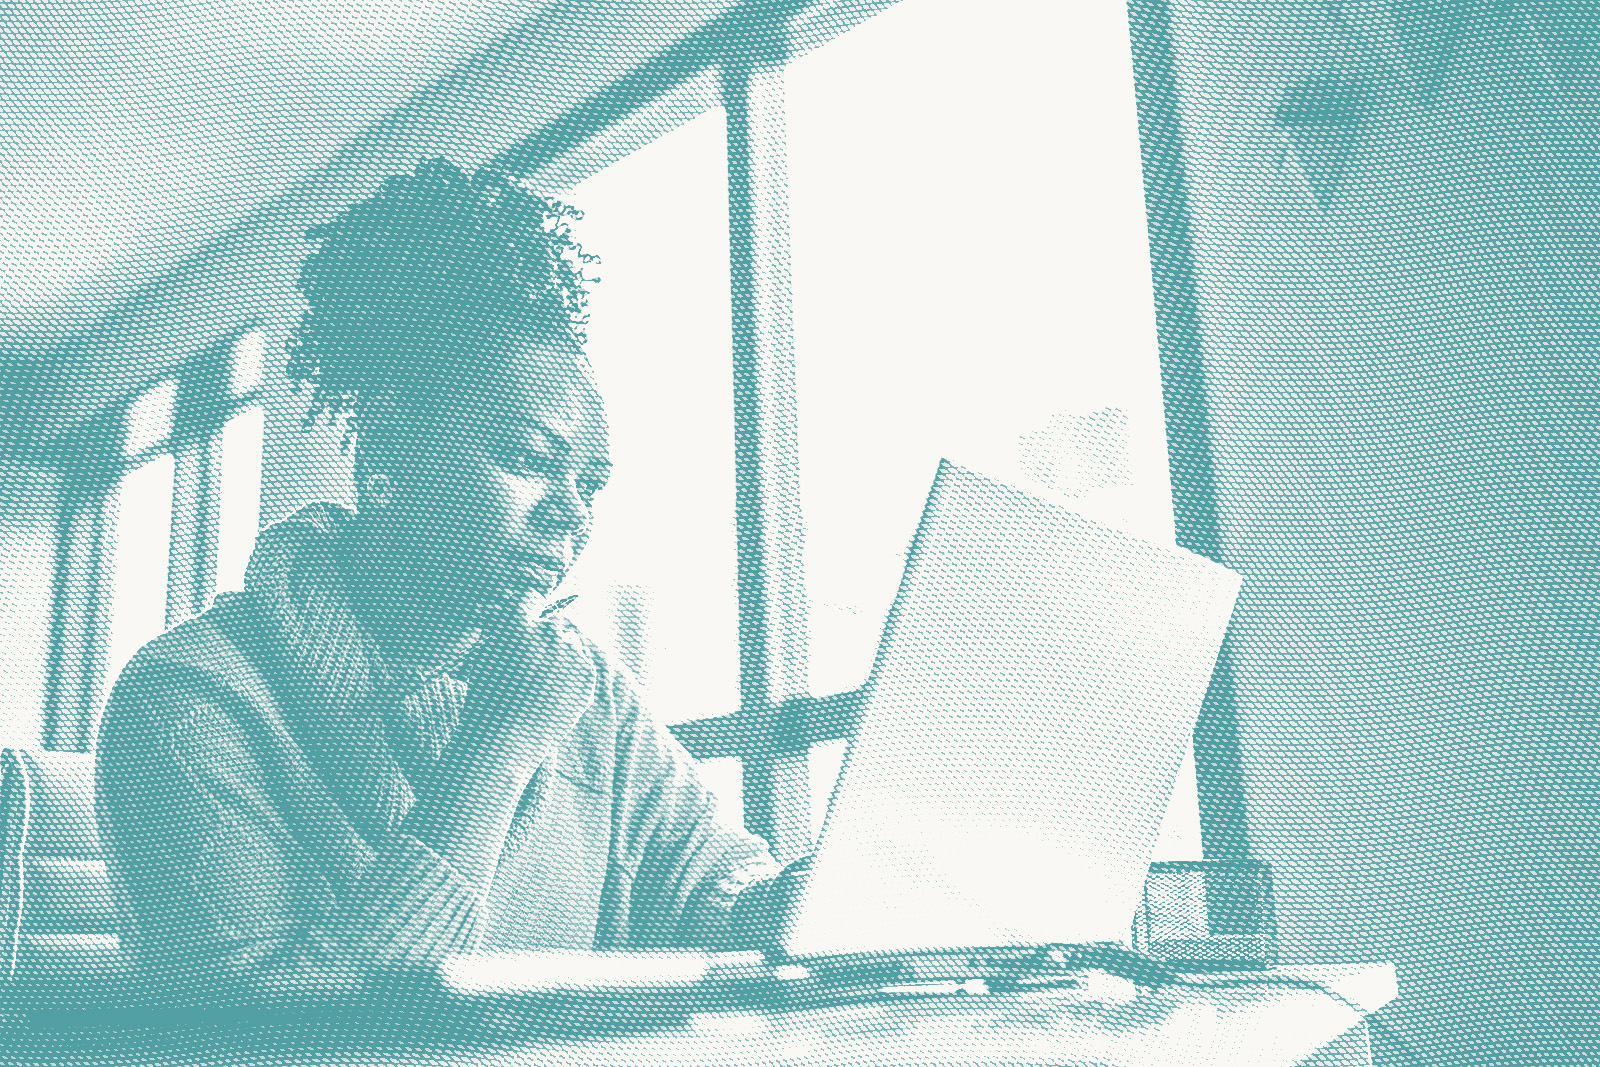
[503,451,602,506]
[505,451,553,476]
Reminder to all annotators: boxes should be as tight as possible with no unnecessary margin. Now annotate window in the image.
[217,330,267,595]
[490,1,1207,860]
[102,454,174,710]
[784,0,1200,857]
[215,404,264,595]
[122,381,177,460]
[99,380,180,710]
[559,109,749,822]
[165,329,270,622]
[46,331,269,750]
[563,109,744,729]
[0,464,62,747]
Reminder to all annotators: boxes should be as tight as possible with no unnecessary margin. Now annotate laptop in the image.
[438,459,1240,996]
[780,459,1241,959]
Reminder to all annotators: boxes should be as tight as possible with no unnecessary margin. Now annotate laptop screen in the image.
[783,461,1241,958]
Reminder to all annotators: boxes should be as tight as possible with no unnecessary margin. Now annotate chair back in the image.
[0,747,126,986]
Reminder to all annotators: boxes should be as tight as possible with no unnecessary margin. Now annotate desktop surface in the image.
[0,960,1395,1067]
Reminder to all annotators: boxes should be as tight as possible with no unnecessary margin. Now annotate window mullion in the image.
[43,473,116,752]
[723,54,811,864]
[167,426,222,628]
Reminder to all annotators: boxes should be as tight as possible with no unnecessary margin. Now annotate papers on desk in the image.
[437,951,768,997]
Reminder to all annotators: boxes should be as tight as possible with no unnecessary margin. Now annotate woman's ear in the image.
[354,442,397,512]
[359,471,394,510]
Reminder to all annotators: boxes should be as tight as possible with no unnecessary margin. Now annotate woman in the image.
[97,159,795,994]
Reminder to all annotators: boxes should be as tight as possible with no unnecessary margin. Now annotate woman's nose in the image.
[538,476,589,532]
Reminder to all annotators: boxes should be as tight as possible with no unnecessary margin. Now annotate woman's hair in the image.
[287,157,597,446]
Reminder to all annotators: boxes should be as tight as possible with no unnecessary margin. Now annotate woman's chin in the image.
[471,583,548,629]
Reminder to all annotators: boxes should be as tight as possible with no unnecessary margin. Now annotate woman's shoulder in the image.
[531,615,662,788]
[99,595,285,754]
[113,596,265,692]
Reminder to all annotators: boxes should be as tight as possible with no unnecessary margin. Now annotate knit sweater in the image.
[95,503,778,993]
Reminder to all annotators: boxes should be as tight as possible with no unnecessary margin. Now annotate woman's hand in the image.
[402,610,598,893]
[455,611,599,769]
[730,854,815,951]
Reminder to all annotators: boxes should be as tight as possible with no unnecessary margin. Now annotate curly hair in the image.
[287,157,597,444]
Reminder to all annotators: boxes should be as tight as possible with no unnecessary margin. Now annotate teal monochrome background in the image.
[0,1,1594,1066]
[1134,2,1600,1064]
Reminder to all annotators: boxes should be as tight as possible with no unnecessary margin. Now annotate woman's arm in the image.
[402,614,598,893]
[599,661,785,949]
[96,656,482,992]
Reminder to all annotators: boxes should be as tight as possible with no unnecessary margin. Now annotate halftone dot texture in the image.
[788,463,1239,958]
[1132,1,1600,1065]
[0,0,1564,1064]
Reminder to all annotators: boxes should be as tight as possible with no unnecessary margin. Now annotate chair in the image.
[0,747,131,997]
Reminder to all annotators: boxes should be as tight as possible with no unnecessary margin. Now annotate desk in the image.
[0,963,1395,1067]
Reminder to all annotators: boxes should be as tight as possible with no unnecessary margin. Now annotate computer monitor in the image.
[783,460,1241,958]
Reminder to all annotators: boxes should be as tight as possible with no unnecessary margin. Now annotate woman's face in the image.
[372,339,611,625]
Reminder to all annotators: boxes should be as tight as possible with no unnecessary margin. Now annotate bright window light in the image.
[561,108,742,729]
[697,756,745,832]
[789,0,1201,857]
[103,454,174,706]
[215,405,264,595]
[229,330,267,397]
[0,502,55,747]
[123,380,177,457]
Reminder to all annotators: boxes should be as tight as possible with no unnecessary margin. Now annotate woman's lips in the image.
[511,558,564,592]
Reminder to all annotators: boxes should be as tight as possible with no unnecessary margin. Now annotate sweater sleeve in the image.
[96,655,482,994]
[598,659,782,949]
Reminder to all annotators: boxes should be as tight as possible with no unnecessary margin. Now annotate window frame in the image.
[41,330,266,751]
[1125,0,1251,861]
[165,331,268,626]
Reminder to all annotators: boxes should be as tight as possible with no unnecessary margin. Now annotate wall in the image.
[0,461,61,747]
[1143,2,1600,1063]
